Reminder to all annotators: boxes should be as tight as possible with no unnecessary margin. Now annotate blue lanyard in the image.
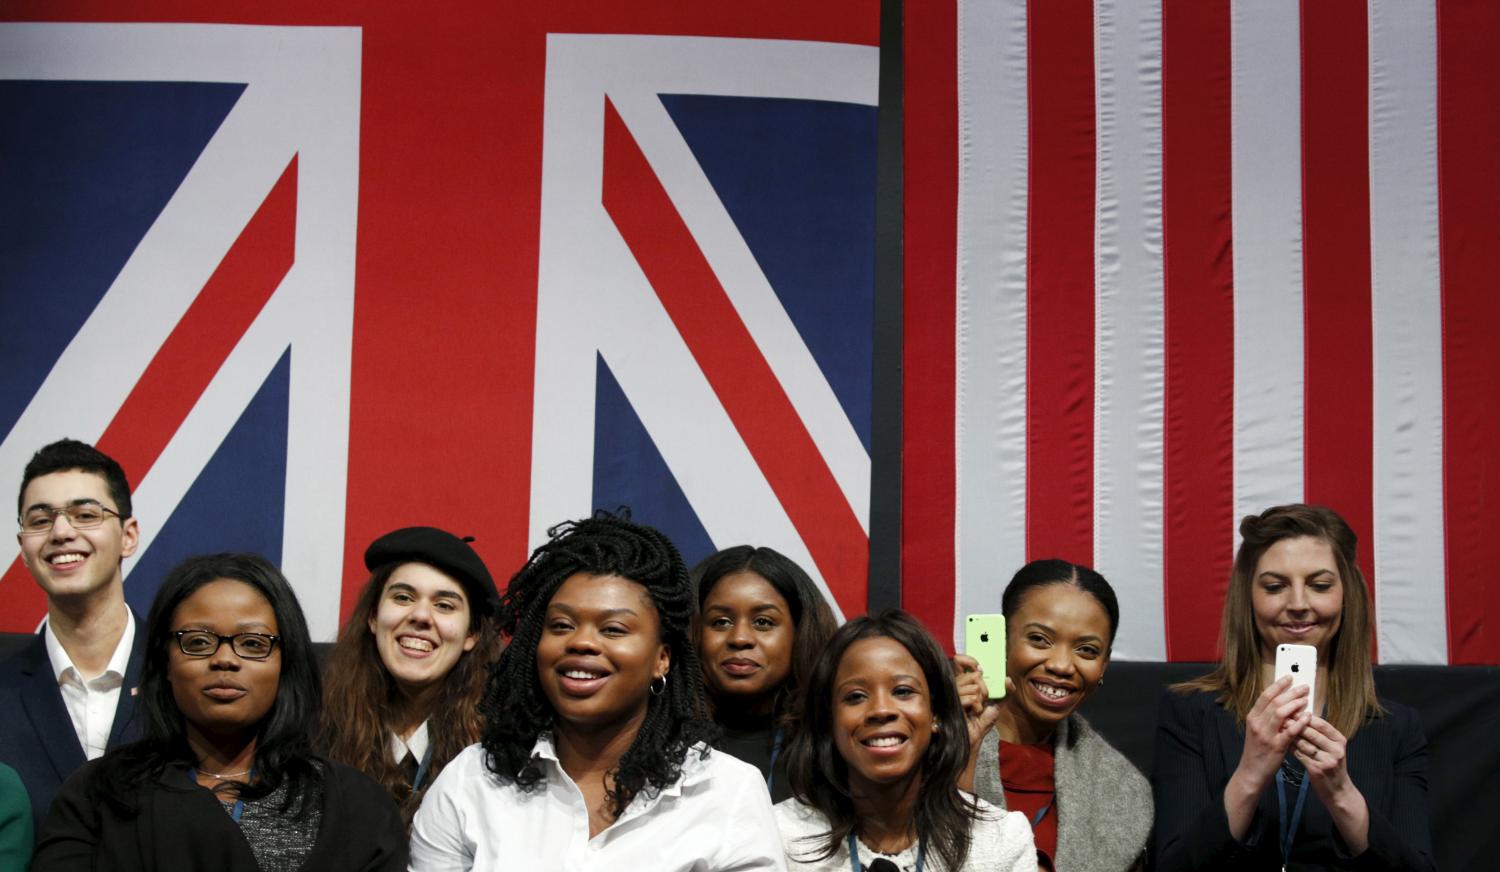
[411,743,435,791]
[766,728,785,795]
[1275,767,1311,866]
[1030,799,1052,828]
[847,831,925,872]
[191,767,254,823]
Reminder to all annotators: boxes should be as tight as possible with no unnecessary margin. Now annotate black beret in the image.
[363,526,499,615]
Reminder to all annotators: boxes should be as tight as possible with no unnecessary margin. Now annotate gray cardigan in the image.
[975,713,1151,872]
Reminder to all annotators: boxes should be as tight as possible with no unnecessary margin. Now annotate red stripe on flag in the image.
[0,157,296,633]
[1437,0,1500,665]
[1162,0,1235,662]
[1025,0,1096,563]
[0,560,49,634]
[1300,0,1377,659]
[900,0,958,641]
[600,100,870,618]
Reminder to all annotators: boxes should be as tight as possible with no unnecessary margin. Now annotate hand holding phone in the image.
[1274,643,1317,717]
[963,614,1007,699]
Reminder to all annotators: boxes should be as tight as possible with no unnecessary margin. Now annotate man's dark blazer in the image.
[0,619,146,843]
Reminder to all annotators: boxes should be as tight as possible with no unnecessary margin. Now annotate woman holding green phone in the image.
[956,560,1149,872]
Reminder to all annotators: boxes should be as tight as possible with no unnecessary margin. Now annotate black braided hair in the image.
[478,510,716,818]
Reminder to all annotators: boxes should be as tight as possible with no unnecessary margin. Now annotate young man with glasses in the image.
[0,439,144,841]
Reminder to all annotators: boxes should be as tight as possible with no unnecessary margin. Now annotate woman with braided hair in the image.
[409,512,788,871]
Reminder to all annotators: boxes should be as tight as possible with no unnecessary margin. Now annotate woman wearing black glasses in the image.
[31,552,406,872]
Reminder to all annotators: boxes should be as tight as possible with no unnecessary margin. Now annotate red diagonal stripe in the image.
[600,99,868,617]
[0,157,297,632]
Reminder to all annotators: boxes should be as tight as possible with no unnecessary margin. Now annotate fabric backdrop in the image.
[3,1,1497,667]
[903,0,1499,665]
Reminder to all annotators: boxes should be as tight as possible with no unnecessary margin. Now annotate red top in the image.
[999,739,1058,872]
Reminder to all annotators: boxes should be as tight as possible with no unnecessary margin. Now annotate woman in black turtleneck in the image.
[692,546,837,802]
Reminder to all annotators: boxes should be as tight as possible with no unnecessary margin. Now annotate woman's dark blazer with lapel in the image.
[30,757,407,872]
[1151,688,1437,872]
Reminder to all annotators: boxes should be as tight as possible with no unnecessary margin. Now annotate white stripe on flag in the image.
[1093,0,1167,660]
[1369,0,1447,664]
[955,0,1029,648]
[1230,0,1305,529]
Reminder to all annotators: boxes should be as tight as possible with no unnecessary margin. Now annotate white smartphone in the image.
[1275,643,1317,716]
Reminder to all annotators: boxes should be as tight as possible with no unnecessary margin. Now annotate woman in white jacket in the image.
[774,609,1036,872]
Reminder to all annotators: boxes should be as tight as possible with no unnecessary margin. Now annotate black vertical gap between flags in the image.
[867,0,904,614]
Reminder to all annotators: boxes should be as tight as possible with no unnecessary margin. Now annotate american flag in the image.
[902,0,1500,665]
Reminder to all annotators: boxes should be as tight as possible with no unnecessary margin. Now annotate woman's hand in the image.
[952,654,1009,792]
[1296,716,1370,853]
[952,654,1006,747]
[1224,676,1311,839]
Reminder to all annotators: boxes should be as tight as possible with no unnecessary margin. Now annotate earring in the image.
[650,675,666,696]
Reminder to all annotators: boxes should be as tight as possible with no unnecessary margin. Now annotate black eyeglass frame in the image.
[18,501,125,536]
[171,630,281,660]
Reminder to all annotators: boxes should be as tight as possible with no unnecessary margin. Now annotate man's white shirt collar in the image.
[44,604,134,685]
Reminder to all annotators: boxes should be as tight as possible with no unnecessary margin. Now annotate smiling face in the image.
[368,562,478,698]
[698,571,794,707]
[1003,583,1111,738]
[832,636,935,794]
[168,578,281,741]
[1251,535,1344,662]
[536,573,670,733]
[17,469,138,604]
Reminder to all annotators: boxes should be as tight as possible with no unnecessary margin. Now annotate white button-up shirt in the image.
[410,736,788,872]
[43,608,134,761]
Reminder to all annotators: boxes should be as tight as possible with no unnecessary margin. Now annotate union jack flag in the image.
[0,4,881,639]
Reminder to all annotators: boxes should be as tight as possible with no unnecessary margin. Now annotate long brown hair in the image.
[320,562,503,824]
[1174,503,1382,737]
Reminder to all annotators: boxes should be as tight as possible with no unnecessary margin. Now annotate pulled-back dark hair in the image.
[19,438,133,519]
[1001,558,1121,653]
[90,553,324,816]
[478,511,715,818]
[691,545,837,725]
[1174,503,1382,737]
[783,609,984,872]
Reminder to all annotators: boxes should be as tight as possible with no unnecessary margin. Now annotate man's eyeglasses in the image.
[18,501,123,536]
[172,630,281,660]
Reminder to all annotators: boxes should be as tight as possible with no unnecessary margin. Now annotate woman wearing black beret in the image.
[320,526,503,826]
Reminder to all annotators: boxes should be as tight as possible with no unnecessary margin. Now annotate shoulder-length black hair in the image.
[691,545,837,724]
[91,552,324,816]
[478,511,715,818]
[783,609,983,872]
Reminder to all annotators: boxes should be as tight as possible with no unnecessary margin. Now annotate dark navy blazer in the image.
[1152,688,1437,872]
[0,621,145,842]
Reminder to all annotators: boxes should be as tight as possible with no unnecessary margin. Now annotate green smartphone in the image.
[964,614,1007,699]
